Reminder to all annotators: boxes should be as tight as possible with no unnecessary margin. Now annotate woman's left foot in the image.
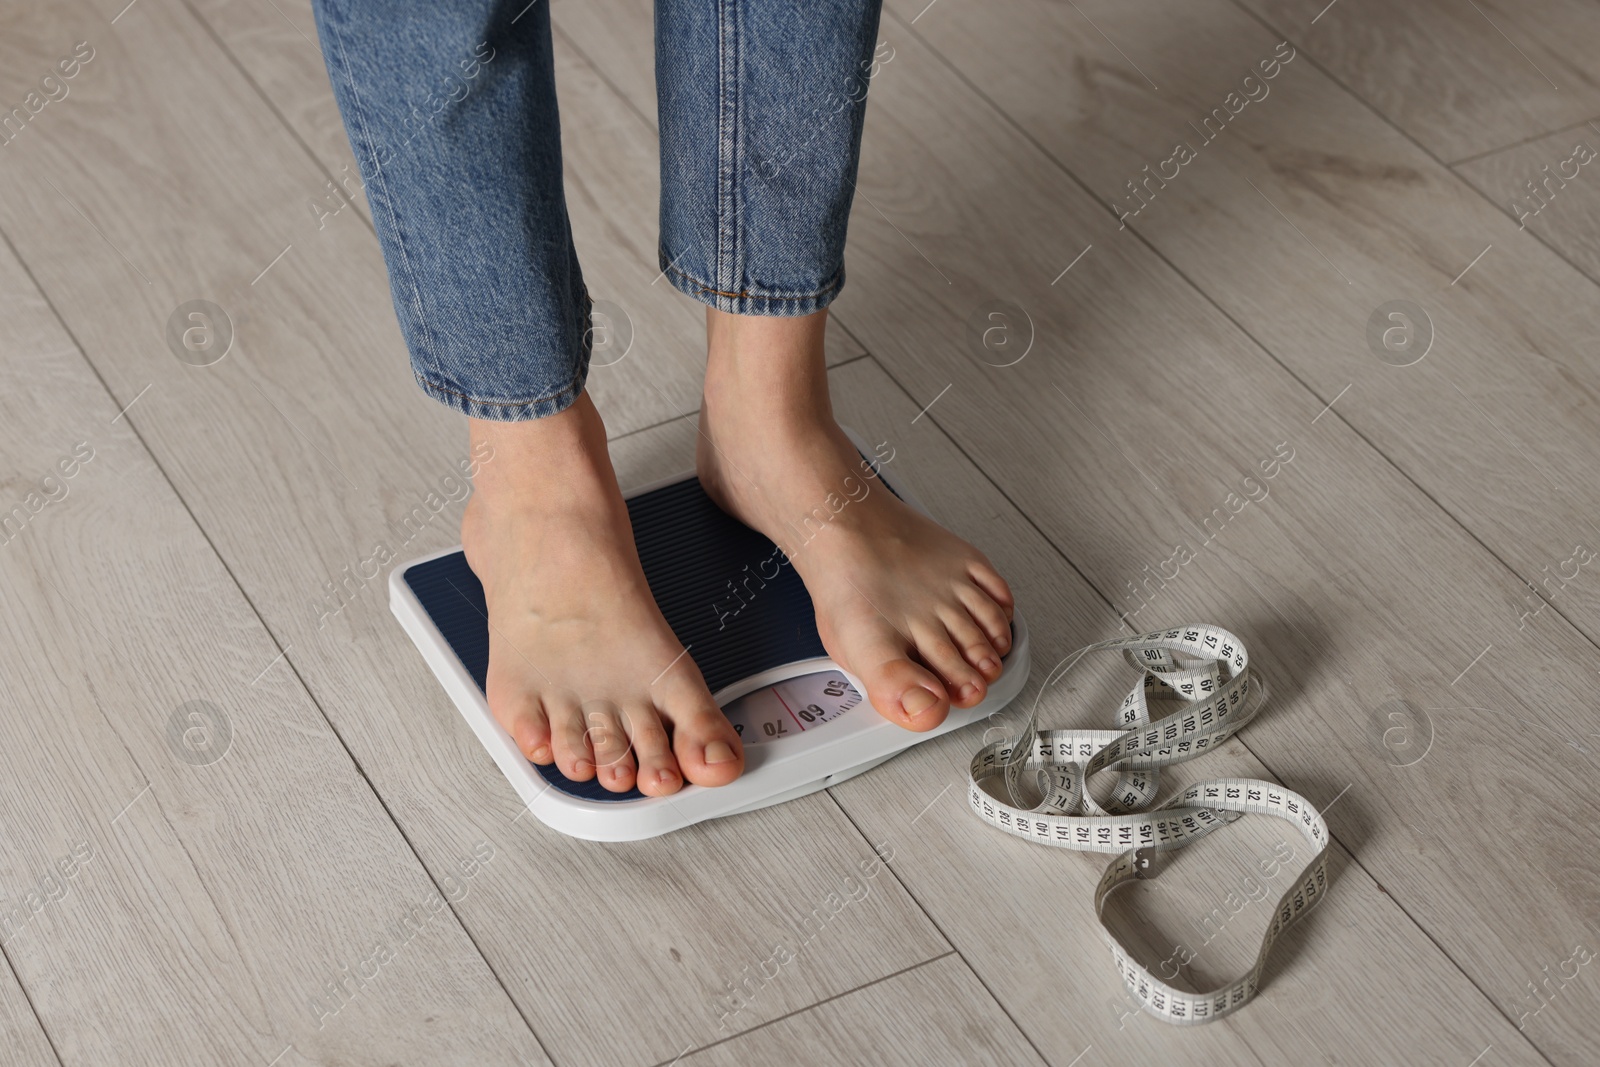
[697,308,1015,732]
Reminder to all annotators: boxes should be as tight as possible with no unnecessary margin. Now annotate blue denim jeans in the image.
[311,0,886,421]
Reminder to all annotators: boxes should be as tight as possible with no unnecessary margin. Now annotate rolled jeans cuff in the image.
[411,367,589,422]
[660,248,845,318]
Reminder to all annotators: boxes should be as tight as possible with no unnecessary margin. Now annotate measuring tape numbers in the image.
[968,624,1331,1025]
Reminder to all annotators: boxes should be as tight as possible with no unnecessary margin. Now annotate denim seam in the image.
[716,0,738,295]
[413,287,591,420]
[732,4,744,295]
[324,0,444,388]
[663,260,843,304]
[414,373,582,410]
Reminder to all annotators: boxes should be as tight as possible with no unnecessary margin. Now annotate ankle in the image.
[468,393,622,516]
[703,307,833,434]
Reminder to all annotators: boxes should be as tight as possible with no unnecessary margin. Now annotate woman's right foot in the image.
[460,392,743,796]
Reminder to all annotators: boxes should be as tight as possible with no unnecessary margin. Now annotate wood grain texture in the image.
[182,0,865,432]
[1455,123,1600,286]
[888,0,1600,666]
[0,201,544,1064]
[673,956,1045,1067]
[1236,0,1600,163]
[0,2,943,1064]
[0,961,54,1067]
[820,8,1600,1062]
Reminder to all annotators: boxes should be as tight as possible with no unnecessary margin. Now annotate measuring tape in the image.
[968,624,1330,1025]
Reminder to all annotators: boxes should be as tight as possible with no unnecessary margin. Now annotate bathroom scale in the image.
[388,435,1030,841]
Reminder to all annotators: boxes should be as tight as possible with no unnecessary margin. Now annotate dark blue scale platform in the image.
[404,473,839,802]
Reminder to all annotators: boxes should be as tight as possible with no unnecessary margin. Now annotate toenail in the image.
[529,744,551,763]
[657,769,679,788]
[575,759,593,776]
[704,740,736,765]
[960,684,980,702]
[608,765,628,781]
[903,687,939,716]
[978,657,997,672]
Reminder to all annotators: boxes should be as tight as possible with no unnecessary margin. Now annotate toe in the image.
[957,583,1014,658]
[670,706,745,787]
[966,558,1015,620]
[622,701,682,796]
[848,626,951,731]
[911,621,987,708]
[584,702,638,793]
[547,692,596,781]
[658,677,744,787]
[486,679,552,763]
[938,604,1004,683]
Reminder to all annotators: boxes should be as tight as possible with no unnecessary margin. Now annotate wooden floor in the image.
[1,0,1597,1063]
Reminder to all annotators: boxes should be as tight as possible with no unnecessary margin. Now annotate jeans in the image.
[311,0,886,421]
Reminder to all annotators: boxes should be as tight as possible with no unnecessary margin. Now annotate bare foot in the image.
[696,309,1015,732]
[461,392,744,795]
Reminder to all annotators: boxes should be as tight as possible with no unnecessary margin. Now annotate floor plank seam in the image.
[1447,113,1600,167]
[823,350,873,372]
[604,354,873,449]
[0,939,66,1067]
[821,781,1066,1067]
[644,950,959,1067]
[209,628,559,1065]
[550,20,662,152]
[177,0,379,244]
[0,224,558,1067]
[1223,0,1600,300]
[822,317,874,362]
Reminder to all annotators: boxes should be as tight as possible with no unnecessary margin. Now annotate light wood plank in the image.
[810,9,1598,1063]
[0,212,544,1061]
[1237,0,1600,162]
[0,961,55,1067]
[1455,124,1600,286]
[0,2,945,1064]
[674,956,1045,1067]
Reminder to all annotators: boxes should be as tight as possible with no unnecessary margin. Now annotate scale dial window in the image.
[722,671,862,745]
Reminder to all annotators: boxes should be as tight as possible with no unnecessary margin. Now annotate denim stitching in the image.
[417,374,580,409]
[415,288,590,420]
[715,0,737,295]
[324,0,444,386]
[730,2,743,296]
[664,261,843,304]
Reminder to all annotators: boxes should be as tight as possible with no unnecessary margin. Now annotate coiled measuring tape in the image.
[968,624,1330,1025]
